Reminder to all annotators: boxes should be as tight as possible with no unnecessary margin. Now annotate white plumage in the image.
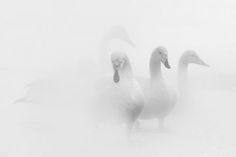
[137,46,177,129]
[177,50,209,114]
[178,50,209,94]
[92,51,144,135]
[13,26,134,105]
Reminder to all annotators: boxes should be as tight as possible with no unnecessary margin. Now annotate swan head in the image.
[151,46,171,69]
[106,26,135,47]
[111,51,131,83]
[180,50,209,66]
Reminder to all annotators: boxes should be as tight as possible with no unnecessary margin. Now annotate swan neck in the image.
[178,61,188,75]
[150,57,162,79]
[178,61,188,90]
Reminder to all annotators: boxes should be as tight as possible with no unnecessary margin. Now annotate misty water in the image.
[0,0,236,156]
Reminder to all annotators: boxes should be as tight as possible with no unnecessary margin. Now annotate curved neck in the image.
[178,60,189,91]
[149,56,162,79]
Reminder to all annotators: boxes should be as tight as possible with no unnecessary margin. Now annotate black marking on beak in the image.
[164,59,171,69]
[113,69,120,83]
[114,64,119,70]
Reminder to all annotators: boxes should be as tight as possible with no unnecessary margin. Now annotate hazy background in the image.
[0,0,235,156]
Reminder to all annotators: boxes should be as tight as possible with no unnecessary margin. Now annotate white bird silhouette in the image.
[92,51,144,136]
[137,46,176,129]
[13,26,134,105]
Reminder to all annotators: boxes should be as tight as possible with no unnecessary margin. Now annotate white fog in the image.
[0,0,235,156]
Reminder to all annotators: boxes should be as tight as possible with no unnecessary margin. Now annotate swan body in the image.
[92,51,144,135]
[138,46,176,129]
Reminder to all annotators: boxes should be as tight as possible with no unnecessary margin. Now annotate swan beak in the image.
[198,58,209,67]
[164,59,171,69]
[112,62,120,83]
[113,69,120,83]
[126,38,135,47]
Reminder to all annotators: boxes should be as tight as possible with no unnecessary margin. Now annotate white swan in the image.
[137,46,176,129]
[176,50,209,114]
[92,51,144,136]
[178,50,209,94]
[13,26,134,105]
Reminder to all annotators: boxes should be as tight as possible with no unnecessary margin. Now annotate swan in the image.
[178,50,209,94]
[92,51,144,136]
[137,46,176,129]
[13,26,135,105]
[176,50,209,114]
